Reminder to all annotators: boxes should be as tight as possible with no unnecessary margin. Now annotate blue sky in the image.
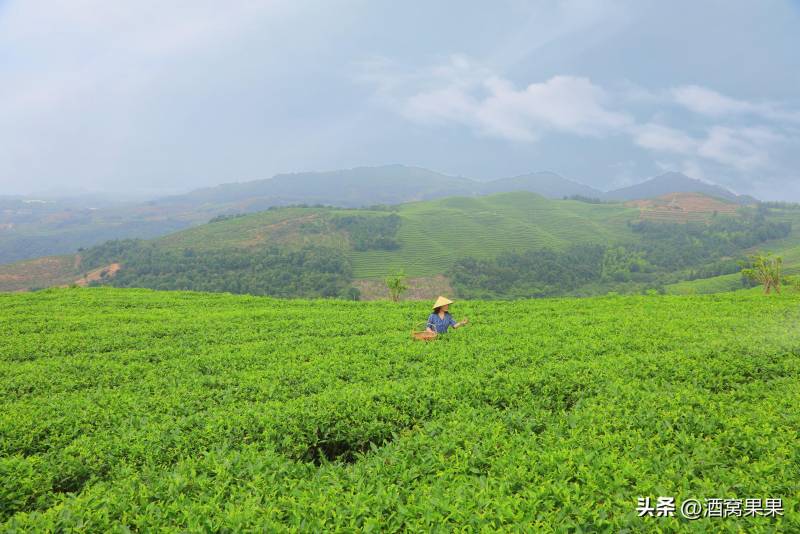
[1,0,799,199]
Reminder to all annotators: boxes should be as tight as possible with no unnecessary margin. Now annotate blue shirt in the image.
[427,312,456,334]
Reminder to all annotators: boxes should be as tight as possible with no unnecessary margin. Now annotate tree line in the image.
[81,240,355,298]
[452,213,791,298]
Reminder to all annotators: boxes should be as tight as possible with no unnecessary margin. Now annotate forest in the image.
[452,212,790,299]
[81,240,354,298]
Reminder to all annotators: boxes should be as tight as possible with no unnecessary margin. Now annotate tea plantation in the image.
[1,288,799,532]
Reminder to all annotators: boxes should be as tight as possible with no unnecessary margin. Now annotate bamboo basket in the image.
[411,321,437,341]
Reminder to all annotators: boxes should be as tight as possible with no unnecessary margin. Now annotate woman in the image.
[426,296,468,334]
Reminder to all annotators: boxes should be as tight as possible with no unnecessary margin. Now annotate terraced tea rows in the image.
[350,194,637,278]
[1,288,798,531]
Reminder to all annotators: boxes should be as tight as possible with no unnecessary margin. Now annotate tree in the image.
[741,253,783,294]
[385,271,408,302]
[344,286,361,301]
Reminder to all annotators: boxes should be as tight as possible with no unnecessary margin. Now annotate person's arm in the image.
[426,313,437,333]
[452,316,469,329]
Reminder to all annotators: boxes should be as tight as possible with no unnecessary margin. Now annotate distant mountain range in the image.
[479,171,603,199]
[156,165,475,208]
[154,165,754,208]
[0,165,759,265]
[605,172,757,205]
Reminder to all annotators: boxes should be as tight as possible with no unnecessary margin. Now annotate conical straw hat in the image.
[432,295,453,309]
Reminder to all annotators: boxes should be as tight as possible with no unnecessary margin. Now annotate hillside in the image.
[2,191,797,299]
[0,191,222,265]
[0,193,640,293]
[481,171,602,199]
[606,172,757,204]
[664,205,800,295]
[1,288,798,530]
[628,192,740,223]
[346,193,636,278]
[1,166,759,265]
[0,166,582,264]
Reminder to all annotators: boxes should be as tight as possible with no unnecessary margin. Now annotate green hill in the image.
[2,287,799,530]
[2,192,797,299]
[664,206,800,295]
[347,193,635,278]
[102,191,641,285]
[0,166,756,266]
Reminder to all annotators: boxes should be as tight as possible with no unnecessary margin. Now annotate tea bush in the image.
[1,288,798,531]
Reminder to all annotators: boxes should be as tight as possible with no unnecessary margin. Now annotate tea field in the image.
[1,288,799,532]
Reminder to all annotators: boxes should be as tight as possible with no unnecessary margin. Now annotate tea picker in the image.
[411,295,468,341]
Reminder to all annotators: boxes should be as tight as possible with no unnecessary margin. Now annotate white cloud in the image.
[362,55,800,179]
[672,85,755,116]
[679,160,707,181]
[364,56,632,143]
[632,123,697,154]
[697,126,782,171]
[635,123,787,172]
[476,75,633,140]
[672,85,800,122]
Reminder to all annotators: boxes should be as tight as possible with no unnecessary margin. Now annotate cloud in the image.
[672,85,800,122]
[363,56,632,143]
[0,0,316,193]
[0,1,288,120]
[362,55,799,179]
[3,1,799,199]
[634,123,786,172]
[697,126,783,171]
[475,76,633,140]
[632,123,697,154]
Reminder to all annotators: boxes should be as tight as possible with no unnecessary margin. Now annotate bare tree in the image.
[385,271,408,302]
[741,253,783,294]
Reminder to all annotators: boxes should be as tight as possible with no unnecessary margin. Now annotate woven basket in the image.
[411,321,437,341]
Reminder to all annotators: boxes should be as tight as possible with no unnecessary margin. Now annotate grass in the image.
[119,192,639,279]
[665,273,746,295]
[349,193,637,278]
[1,287,798,531]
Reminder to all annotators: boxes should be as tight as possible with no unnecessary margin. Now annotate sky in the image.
[1,0,799,200]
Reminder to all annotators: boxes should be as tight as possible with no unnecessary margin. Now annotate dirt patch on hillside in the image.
[0,255,78,292]
[627,192,739,223]
[74,263,121,286]
[354,275,454,301]
[241,213,326,247]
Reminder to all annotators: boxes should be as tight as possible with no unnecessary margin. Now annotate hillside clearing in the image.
[628,192,740,223]
[0,255,77,292]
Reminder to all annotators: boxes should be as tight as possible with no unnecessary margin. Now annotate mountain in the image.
[0,166,764,266]
[0,167,607,264]
[156,165,480,208]
[605,172,756,204]
[482,171,603,199]
[162,166,601,207]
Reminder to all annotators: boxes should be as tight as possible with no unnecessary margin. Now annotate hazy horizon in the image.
[4,166,756,203]
[2,1,799,200]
